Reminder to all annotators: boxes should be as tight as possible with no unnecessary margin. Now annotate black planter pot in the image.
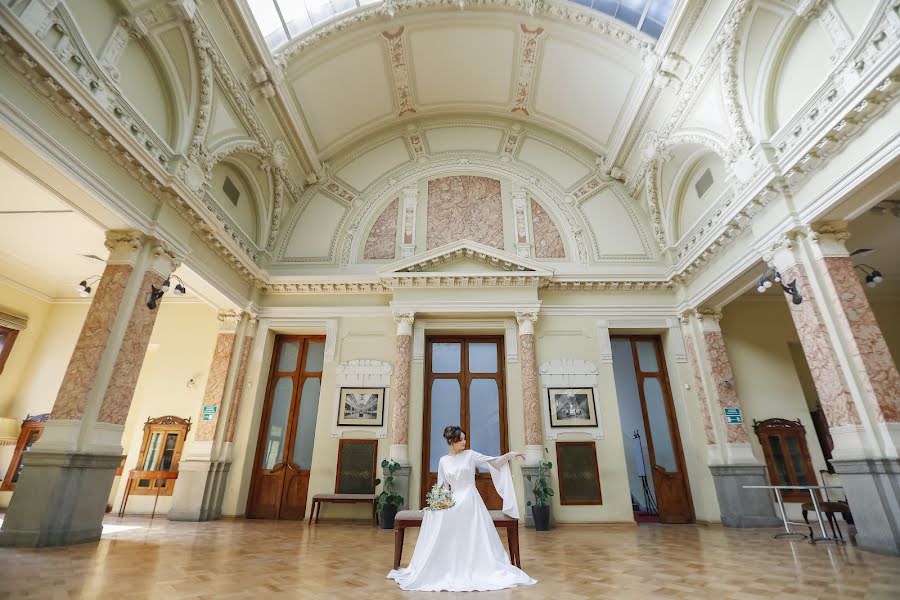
[532,505,551,531]
[379,504,399,529]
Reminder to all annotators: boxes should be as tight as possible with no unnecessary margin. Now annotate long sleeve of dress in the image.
[471,451,520,519]
[437,458,447,488]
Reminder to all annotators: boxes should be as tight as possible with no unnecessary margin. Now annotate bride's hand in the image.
[511,452,525,461]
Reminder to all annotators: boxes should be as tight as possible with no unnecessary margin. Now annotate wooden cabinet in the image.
[753,418,818,502]
[0,413,49,491]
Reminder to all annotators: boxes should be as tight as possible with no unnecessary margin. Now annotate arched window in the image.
[753,418,817,502]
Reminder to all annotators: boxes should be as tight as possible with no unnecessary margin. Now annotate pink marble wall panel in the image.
[426,176,504,250]
[782,264,860,426]
[702,330,750,443]
[98,270,165,425]
[195,332,237,441]
[684,334,716,445]
[52,263,133,421]
[519,333,542,446]
[364,198,398,260]
[820,256,900,423]
[390,334,412,445]
[530,199,565,259]
[225,336,253,443]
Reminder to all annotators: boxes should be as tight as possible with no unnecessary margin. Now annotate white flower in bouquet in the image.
[425,483,455,511]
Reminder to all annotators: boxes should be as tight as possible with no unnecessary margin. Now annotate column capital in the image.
[515,311,538,336]
[148,238,183,277]
[216,309,243,332]
[809,221,851,259]
[104,230,143,265]
[393,311,415,336]
[761,232,801,272]
[696,309,723,331]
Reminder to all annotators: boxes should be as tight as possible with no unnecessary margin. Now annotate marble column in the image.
[169,310,255,522]
[516,311,543,465]
[768,225,900,554]
[387,312,414,510]
[683,311,779,528]
[0,231,181,547]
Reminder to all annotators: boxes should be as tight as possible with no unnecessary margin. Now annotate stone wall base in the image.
[709,464,782,528]
[0,452,121,547]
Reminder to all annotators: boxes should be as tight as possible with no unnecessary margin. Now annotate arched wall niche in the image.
[670,152,730,241]
[208,157,268,247]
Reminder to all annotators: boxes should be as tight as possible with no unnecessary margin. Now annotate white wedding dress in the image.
[387,449,537,592]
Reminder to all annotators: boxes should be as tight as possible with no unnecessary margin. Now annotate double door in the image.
[422,336,508,509]
[247,335,325,519]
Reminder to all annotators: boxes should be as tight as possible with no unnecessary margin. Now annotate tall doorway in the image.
[612,335,694,524]
[247,335,325,519]
[422,336,508,509]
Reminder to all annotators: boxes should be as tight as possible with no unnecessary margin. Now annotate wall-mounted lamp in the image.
[147,274,187,310]
[854,264,884,288]
[756,268,802,305]
[76,275,101,297]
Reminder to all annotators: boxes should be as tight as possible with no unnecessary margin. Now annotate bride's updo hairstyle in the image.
[443,425,465,445]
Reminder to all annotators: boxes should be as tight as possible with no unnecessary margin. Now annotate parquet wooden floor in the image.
[1,516,899,599]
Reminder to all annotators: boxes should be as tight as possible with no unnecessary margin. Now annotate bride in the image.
[387,426,538,592]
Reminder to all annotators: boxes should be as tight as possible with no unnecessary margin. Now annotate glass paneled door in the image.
[422,336,508,509]
[247,335,325,519]
[612,335,694,524]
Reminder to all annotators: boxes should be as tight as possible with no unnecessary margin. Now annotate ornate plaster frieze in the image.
[329,153,590,267]
[382,27,416,117]
[544,280,674,291]
[276,1,652,65]
[187,19,213,164]
[501,125,523,156]
[404,124,427,157]
[511,25,544,115]
[266,281,392,294]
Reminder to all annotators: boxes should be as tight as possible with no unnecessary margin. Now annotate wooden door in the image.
[422,336,508,509]
[247,335,325,520]
[617,336,694,524]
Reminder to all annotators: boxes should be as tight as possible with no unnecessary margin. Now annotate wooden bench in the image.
[393,509,520,569]
[308,493,378,525]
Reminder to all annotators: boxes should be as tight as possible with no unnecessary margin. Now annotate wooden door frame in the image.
[421,335,508,507]
[613,334,695,522]
[246,334,325,519]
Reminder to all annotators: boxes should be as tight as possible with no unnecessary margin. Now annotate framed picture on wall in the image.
[548,388,598,428]
[337,387,385,427]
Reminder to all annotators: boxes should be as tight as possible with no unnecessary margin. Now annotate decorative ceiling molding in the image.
[382,26,416,117]
[511,24,544,116]
[276,1,652,66]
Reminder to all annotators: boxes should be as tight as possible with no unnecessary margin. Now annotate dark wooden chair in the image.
[392,509,520,569]
[309,439,378,525]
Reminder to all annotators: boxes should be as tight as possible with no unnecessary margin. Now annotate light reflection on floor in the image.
[0,518,142,535]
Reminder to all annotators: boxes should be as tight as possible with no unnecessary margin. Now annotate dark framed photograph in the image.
[548,388,598,428]
[337,387,385,427]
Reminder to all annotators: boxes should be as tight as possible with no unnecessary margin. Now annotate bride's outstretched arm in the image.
[472,451,525,470]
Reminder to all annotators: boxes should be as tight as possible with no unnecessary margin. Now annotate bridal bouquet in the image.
[424,484,455,511]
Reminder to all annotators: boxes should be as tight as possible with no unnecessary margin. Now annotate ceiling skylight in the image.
[247,0,675,51]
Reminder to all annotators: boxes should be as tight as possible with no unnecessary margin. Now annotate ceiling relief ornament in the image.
[531,198,565,259]
[277,0,651,65]
[426,176,504,250]
[337,155,589,266]
[382,27,416,117]
[511,25,544,116]
[364,197,400,260]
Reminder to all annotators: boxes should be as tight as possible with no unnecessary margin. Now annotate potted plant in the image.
[376,459,404,529]
[526,452,554,531]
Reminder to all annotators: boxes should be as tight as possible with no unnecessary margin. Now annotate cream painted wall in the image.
[872,299,900,372]
[0,283,51,416]
[109,301,220,515]
[719,299,831,485]
[0,297,88,507]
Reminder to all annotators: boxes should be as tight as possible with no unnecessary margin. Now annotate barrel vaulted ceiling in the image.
[2,0,893,296]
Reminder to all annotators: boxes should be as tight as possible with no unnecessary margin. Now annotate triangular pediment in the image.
[378,240,553,276]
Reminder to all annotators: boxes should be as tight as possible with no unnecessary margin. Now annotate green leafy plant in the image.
[376,459,404,512]
[526,449,554,508]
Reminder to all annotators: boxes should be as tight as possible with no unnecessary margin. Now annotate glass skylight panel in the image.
[247,0,674,52]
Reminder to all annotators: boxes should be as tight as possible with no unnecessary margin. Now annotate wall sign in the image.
[202,405,218,421]
[724,407,743,424]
